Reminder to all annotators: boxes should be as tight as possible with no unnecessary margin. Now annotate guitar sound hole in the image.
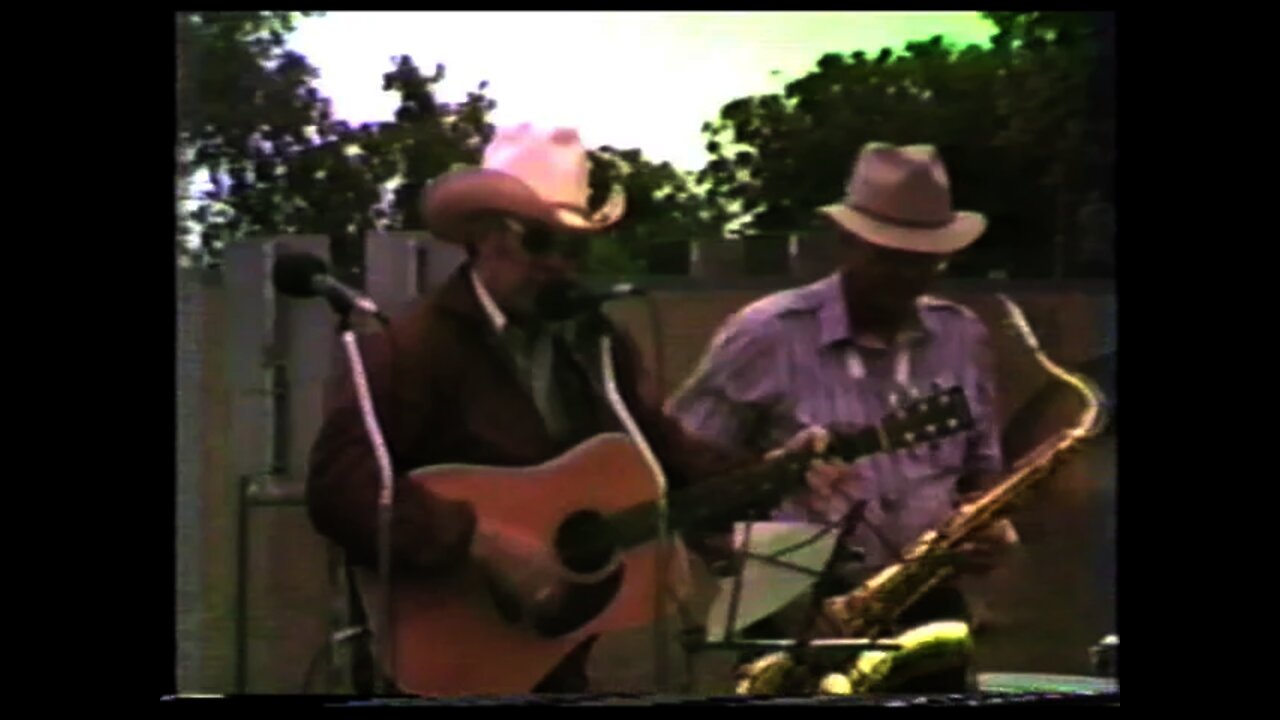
[533,568,625,638]
[555,510,618,575]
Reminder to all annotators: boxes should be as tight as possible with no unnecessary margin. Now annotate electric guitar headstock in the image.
[876,384,975,452]
[824,384,975,459]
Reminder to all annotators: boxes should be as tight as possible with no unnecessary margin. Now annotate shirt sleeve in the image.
[664,310,786,454]
[305,329,477,574]
[605,325,759,495]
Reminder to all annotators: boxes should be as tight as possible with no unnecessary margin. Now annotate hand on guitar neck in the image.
[765,425,870,519]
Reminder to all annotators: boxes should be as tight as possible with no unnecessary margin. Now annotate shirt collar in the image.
[818,272,932,350]
[470,270,508,335]
[469,269,584,346]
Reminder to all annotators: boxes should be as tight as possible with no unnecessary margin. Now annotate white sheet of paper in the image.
[703,521,839,642]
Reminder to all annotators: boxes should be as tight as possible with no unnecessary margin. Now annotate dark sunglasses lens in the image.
[522,227,554,255]
[523,228,590,261]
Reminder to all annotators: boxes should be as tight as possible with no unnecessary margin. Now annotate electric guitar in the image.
[356,386,974,696]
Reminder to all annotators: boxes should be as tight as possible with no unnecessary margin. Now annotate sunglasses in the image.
[505,219,592,262]
[871,249,950,276]
[839,230,949,275]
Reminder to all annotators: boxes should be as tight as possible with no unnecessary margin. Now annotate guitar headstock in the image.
[877,385,974,452]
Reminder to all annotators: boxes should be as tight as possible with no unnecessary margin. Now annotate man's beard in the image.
[534,279,589,322]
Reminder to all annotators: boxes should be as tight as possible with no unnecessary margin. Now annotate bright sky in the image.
[288,11,998,172]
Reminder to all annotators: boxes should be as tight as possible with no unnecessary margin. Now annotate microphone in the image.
[536,281,646,322]
[272,251,388,324]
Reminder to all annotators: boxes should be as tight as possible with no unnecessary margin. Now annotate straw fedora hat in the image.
[819,143,986,255]
[422,123,626,242]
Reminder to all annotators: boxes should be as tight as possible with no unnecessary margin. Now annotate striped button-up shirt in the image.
[666,272,1003,571]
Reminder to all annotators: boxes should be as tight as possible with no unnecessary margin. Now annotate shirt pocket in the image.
[879,455,966,549]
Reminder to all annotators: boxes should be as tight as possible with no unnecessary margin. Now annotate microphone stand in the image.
[789,500,869,676]
[333,307,397,695]
[587,309,675,695]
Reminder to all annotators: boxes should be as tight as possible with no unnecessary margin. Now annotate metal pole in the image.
[234,475,310,695]
[234,474,250,694]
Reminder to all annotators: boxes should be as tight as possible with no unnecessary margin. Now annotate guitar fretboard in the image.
[603,425,882,552]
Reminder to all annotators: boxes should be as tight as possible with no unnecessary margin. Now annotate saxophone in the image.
[736,294,1110,695]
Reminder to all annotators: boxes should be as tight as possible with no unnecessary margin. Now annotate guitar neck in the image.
[606,426,885,551]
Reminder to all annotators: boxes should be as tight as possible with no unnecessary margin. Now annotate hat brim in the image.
[819,203,986,255]
[423,168,626,243]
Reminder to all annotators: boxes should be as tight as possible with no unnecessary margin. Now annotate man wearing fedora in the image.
[667,143,1019,693]
[305,124,835,696]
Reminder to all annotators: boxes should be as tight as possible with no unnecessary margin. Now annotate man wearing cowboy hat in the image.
[305,124,835,695]
[668,143,1019,693]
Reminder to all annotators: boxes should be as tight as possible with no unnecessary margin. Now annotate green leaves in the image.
[178,14,496,277]
[698,11,1114,278]
[583,146,721,276]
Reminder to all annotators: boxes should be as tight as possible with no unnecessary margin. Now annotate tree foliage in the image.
[177,11,1114,281]
[177,12,496,279]
[698,11,1115,278]
[585,147,721,275]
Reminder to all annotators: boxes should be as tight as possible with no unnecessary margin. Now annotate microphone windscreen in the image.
[272,252,329,298]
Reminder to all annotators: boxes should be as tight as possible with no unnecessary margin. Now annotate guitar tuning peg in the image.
[908,385,921,399]
[888,391,901,408]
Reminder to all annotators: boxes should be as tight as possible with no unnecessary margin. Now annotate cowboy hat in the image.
[422,123,626,242]
[818,142,986,255]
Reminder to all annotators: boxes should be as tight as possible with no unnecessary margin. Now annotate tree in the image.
[696,12,1115,278]
[177,13,498,281]
[178,11,333,264]
[585,147,721,276]
[985,11,1115,277]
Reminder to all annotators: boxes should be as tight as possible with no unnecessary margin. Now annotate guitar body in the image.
[347,386,975,697]
[358,433,682,697]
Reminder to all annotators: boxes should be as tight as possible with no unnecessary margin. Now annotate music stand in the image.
[683,516,904,686]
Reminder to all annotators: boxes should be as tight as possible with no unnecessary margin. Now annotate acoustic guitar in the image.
[357,386,974,696]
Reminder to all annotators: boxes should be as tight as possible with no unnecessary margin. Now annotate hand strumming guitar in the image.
[470,520,570,625]
[695,426,869,574]
[766,426,873,519]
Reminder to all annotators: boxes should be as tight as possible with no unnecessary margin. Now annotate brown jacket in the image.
[306,264,752,574]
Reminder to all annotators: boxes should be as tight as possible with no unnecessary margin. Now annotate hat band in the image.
[847,201,954,230]
[551,201,591,216]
